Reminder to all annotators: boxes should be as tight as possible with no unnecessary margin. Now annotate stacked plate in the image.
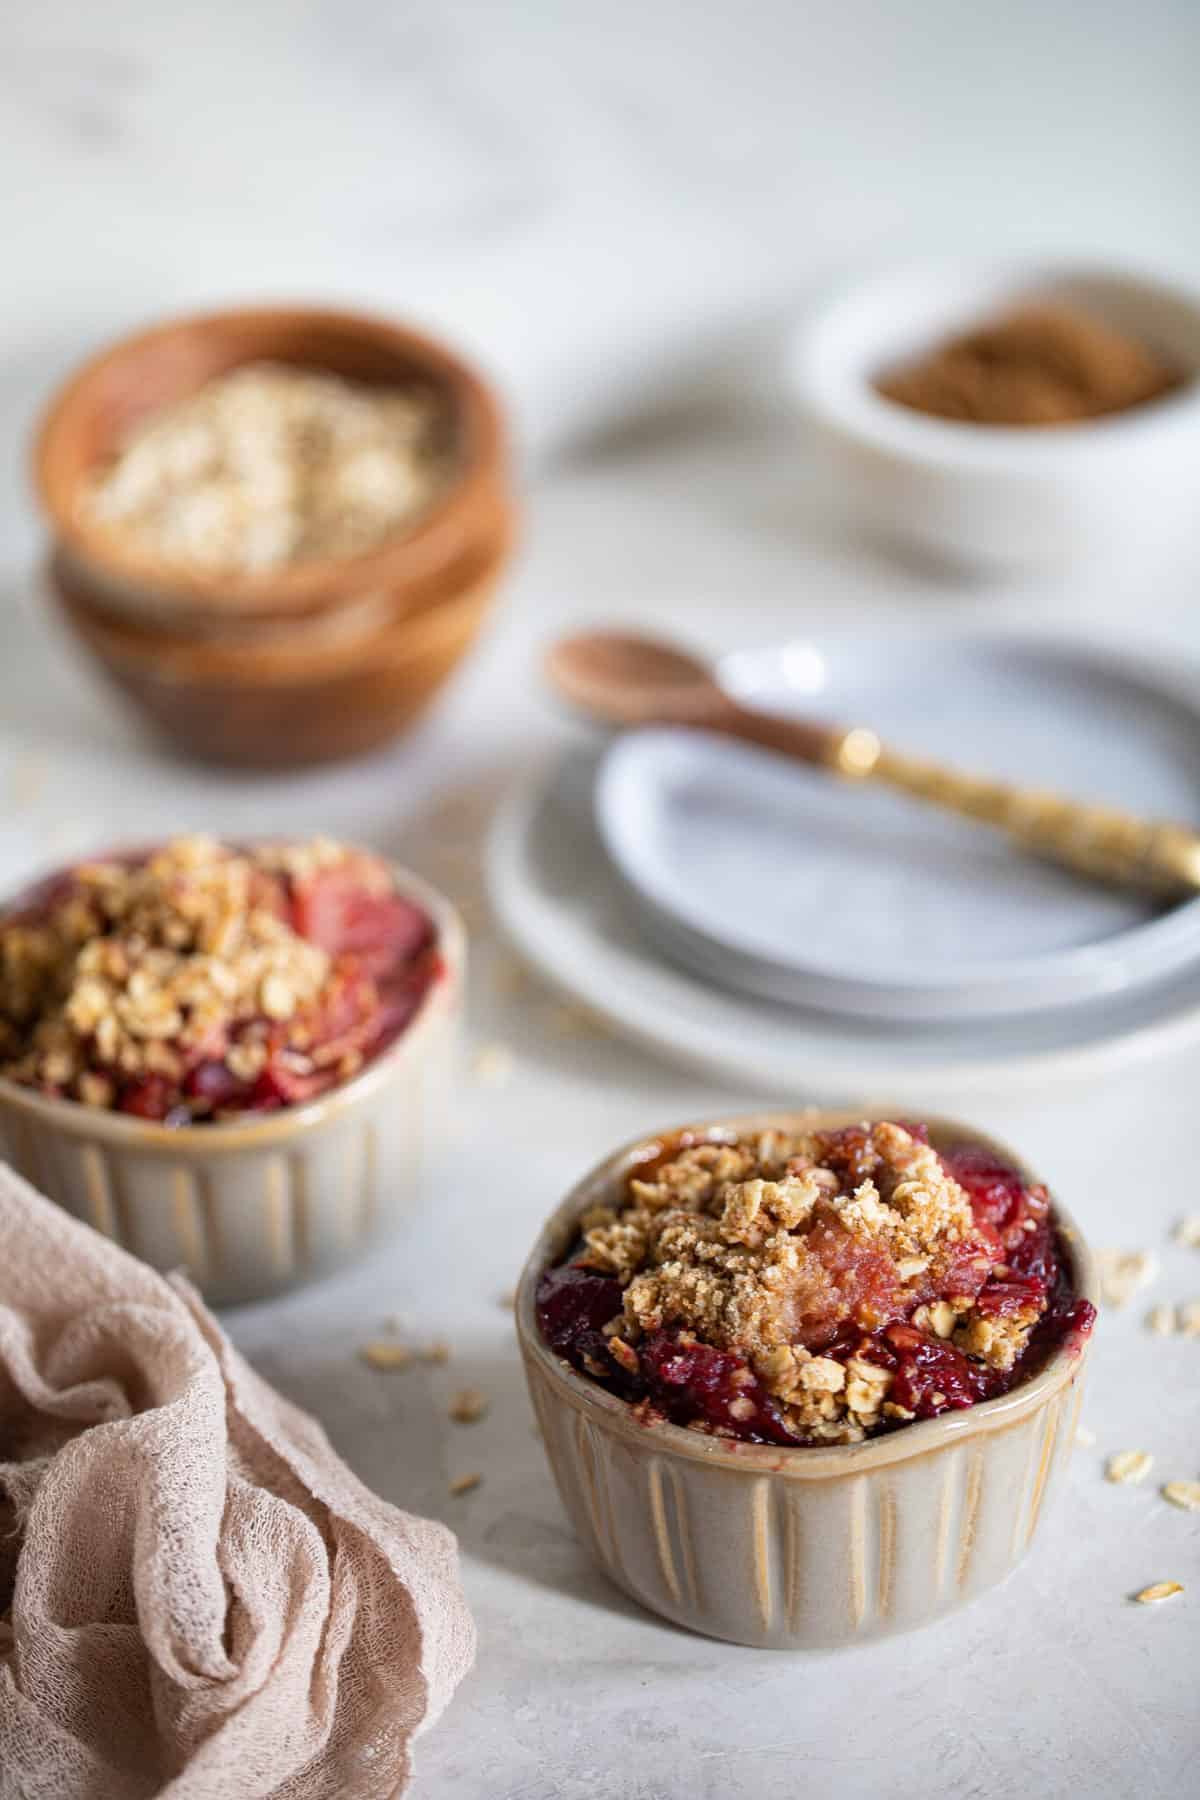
[488,632,1200,1098]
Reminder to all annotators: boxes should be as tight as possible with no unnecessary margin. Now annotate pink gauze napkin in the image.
[0,1163,475,1799]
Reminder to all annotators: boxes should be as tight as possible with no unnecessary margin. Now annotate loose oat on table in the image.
[1162,1481,1200,1513]
[359,1340,414,1372]
[1134,1582,1184,1604]
[490,955,528,999]
[1096,1248,1157,1309]
[549,1002,612,1038]
[421,1340,451,1365]
[448,1388,488,1425]
[472,1042,515,1087]
[1173,1215,1200,1248]
[448,1472,482,1496]
[83,363,449,575]
[1178,1300,1200,1338]
[1146,1302,1177,1337]
[1106,1450,1154,1485]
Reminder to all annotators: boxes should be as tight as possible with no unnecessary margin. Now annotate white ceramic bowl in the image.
[519,1110,1097,1650]
[0,866,463,1307]
[791,260,1200,568]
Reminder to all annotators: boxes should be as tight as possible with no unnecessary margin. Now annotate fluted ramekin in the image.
[517,1110,1097,1650]
[0,868,463,1307]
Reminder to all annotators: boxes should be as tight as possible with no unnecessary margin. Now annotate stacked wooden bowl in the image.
[34,307,515,768]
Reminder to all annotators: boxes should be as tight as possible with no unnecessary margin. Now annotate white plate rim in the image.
[486,751,1200,1101]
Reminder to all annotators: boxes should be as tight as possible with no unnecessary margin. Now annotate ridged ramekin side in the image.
[524,1340,1086,1650]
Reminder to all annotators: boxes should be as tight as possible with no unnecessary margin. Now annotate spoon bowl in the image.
[544,630,720,726]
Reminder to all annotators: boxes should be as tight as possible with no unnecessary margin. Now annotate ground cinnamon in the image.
[875,302,1184,426]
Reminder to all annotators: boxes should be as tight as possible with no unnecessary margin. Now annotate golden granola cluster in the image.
[0,835,376,1110]
[579,1123,1037,1444]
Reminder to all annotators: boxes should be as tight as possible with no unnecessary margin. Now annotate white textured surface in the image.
[3,5,1199,1797]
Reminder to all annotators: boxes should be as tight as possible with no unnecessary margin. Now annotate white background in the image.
[3,5,1200,1797]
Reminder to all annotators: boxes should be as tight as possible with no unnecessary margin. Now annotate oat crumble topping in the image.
[539,1122,1093,1447]
[0,836,436,1122]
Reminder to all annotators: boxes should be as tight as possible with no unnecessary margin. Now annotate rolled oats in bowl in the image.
[0,835,441,1124]
[81,363,451,575]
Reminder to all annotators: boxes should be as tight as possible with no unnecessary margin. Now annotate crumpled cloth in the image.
[0,1164,475,1800]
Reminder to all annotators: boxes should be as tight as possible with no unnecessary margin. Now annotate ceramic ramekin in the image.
[517,1110,1097,1650]
[0,868,463,1307]
[791,260,1200,569]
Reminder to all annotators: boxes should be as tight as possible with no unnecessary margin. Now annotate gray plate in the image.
[595,633,1200,1022]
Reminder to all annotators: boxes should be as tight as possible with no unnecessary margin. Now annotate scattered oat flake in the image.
[421,1339,451,1364]
[1096,1249,1157,1309]
[1162,1481,1200,1513]
[472,1042,515,1087]
[359,1340,413,1371]
[549,1003,612,1038]
[1106,1450,1154,1485]
[491,955,528,999]
[448,1472,482,1496]
[7,755,48,808]
[449,1387,488,1424]
[1174,1215,1200,1248]
[1178,1300,1200,1338]
[1134,1582,1183,1605]
[1075,1425,1096,1448]
[1146,1303,1177,1337]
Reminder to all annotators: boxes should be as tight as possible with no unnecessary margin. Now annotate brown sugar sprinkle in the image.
[448,1388,488,1425]
[448,1472,482,1496]
[875,303,1184,427]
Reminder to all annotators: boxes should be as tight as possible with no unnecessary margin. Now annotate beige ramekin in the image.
[0,868,463,1307]
[517,1110,1097,1650]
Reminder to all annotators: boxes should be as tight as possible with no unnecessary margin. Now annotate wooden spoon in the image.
[545,628,1200,899]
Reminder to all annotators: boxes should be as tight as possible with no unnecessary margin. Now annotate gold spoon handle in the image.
[829,726,1200,899]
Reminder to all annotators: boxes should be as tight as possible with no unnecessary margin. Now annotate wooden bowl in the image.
[33,304,510,630]
[48,502,511,767]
